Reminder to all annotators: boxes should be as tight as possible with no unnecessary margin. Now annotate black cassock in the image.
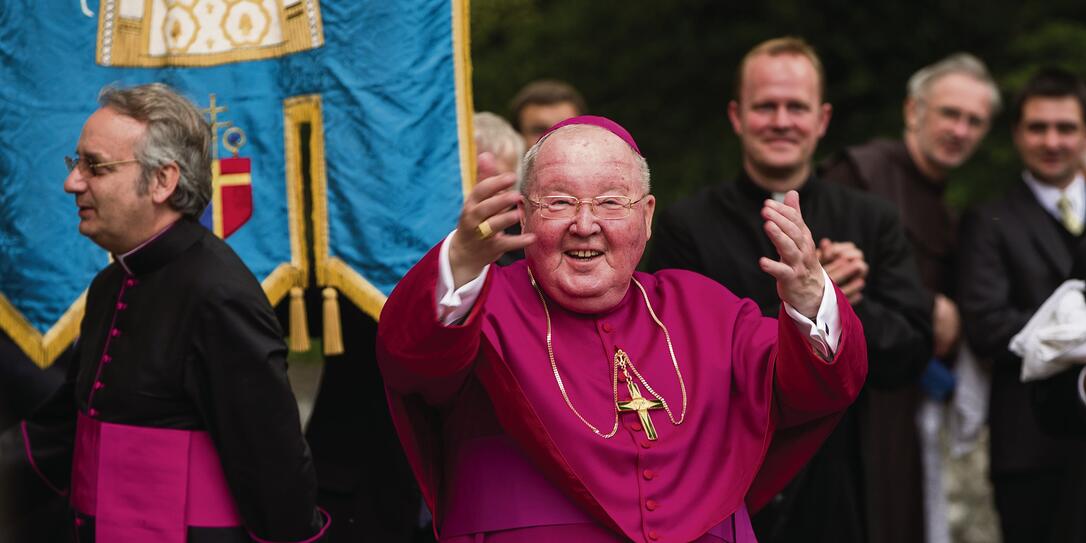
[20,218,325,542]
[649,171,931,543]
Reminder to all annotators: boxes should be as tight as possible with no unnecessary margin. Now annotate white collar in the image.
[1022,170,1085,222]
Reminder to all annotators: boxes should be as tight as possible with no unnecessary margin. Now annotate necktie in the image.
[1057,193,1083,235]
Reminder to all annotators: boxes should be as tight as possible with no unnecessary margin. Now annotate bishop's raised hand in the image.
[448,152,536,289]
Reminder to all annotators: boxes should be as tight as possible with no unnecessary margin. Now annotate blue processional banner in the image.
[0,0,475,367]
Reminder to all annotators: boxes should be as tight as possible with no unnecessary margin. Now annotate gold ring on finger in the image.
[475,220,495,240]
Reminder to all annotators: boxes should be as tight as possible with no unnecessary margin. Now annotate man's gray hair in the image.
[474,111,525,172]
[517,125,651,197]
[98,83,212,219]
[906,53,1002,114]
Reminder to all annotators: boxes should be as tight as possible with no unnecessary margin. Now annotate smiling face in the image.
[1014,96,1086,188]
[520,125,655,314]
[906,73,994,179]
[62,107,156,253]
[729,52,831,190]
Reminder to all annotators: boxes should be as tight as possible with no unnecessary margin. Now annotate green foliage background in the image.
[471,0,1086,213]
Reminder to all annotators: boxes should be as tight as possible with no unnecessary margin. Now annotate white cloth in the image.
[1009,279,1086,382]
[917,398,950,543]
[948,343,989,459]
[434,229,842,355]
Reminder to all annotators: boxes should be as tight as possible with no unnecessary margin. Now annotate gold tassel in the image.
[322,287,344,356]
[289,287,311,352]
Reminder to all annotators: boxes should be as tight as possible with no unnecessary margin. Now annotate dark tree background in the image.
[471,0,1086,213]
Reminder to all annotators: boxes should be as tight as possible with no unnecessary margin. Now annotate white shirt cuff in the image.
[783,269,842,359]
[436,230,489,324]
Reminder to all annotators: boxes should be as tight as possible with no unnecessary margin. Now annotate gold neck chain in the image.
[527,268,688,439]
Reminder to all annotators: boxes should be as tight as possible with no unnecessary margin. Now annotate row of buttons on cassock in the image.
[598,319,667,542]
[86,276,138,418]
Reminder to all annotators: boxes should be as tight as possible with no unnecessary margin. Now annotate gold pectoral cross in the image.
[615,350,665,440]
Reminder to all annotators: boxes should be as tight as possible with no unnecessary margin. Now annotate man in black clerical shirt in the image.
[820,53,1000,543]
[958,68,1086,543]
[649,37,931,543]
[20,84,327,542]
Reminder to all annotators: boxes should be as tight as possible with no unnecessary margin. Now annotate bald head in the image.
[520,123,650,197]
[518,123,656,314]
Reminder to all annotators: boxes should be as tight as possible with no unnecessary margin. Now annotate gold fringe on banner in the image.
[0,291,86,368]
[452,0,476,198]
[288,287,311,352]
[322,287,344,356]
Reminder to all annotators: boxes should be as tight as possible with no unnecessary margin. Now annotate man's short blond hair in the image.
[734,36,825,103]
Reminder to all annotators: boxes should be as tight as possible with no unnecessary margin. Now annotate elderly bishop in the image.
[377,116,867,542]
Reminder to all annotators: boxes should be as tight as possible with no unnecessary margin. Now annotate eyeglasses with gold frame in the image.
[525,194,648,220]
[64,155,139,177]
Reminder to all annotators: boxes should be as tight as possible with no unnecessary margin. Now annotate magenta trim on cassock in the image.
[71,413,243,543]
[542,115,642,155]
[247,507,331,543]
[19,420,68,497]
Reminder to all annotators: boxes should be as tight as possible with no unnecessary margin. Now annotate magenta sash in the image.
[441,435,751,541]
[71,412,243,542]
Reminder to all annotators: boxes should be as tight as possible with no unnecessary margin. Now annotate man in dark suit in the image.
[958,68,1086,543]
[1029,242,1086,437]
[1031,365,1086,436]
[650,36,932,543]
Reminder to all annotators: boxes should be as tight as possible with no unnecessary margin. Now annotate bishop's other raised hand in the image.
[758,190,826,319]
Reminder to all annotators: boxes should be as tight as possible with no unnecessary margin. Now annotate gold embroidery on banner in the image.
[0,291,86,369]
[282,96,389,320]
[271,94,317,307]
[96,0,324,68]
[209,0,472,323]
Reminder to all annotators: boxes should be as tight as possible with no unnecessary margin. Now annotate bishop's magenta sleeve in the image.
[377,242,494,406]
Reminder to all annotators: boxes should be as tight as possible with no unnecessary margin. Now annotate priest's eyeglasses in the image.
[64,155,140,177]
[525,195,648,220]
